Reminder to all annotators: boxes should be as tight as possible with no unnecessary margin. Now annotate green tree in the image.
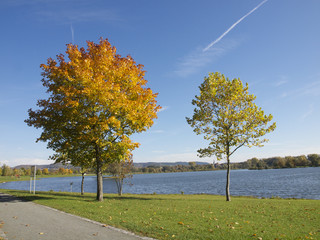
[307,154,320,167]
[186,72,276,201]
[188,161,197,170]
[25,38,160,201]
[285,156,295,168]
[24,168,31,176]
[1,164,13,176]
[36,169,42,175]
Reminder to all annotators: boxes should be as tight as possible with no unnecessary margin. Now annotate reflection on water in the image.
[1,167,319,199]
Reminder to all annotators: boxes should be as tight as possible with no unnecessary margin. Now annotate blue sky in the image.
[0,0,319,167]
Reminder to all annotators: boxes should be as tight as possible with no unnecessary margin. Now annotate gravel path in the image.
[0,193,153,240]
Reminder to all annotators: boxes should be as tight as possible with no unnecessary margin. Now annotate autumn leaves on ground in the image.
[1,190,319,240]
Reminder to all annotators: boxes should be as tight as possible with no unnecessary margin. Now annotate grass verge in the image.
[0,189,319,240]
[0,174,96,183]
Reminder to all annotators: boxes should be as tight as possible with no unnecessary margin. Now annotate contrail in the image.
[203,0,268,52]
[70,24,74,44]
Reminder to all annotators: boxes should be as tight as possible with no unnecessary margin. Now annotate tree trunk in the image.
[81,172,85,195]
[226,155,231,201]
[119,178,123,196]
[115,178,123,196]
[95,145,103,201]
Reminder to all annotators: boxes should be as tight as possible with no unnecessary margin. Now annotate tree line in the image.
[235,154,320,170]
[131,154,320,173]
[0,165,74,177]
[2,153,319,178]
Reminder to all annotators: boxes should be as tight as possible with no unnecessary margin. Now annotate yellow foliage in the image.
[187,72,276,161]
[26,38,160,200]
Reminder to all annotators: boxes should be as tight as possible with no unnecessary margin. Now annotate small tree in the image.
[187,72,276,201]
[107,157,133,196]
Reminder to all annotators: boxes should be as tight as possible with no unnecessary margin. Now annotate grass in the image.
[0,174,96,183]
[0,175,33,183]
[0,189,319,240]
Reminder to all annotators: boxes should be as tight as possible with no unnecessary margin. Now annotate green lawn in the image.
[0,175,32,183]
[0,190,319,240]
[0,174,94,183]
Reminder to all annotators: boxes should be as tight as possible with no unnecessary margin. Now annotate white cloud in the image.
[2,158,54,168]
[36,9,121,24]
[280,80,320,99]
[158,106,170,112]
[151,150,166,154]
[301,104,314,121]
[150,130,164,134]
[174,40,240,77]
[203,0,268,52]
[301,81,320,97]
[275,79,288,87]
[139,152,211,163]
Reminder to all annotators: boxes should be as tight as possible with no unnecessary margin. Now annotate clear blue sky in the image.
[0,0,319,167]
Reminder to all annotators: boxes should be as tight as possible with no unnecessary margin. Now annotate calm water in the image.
[1,168,319,199]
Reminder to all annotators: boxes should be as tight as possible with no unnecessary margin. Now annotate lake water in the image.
[1,168,319,199]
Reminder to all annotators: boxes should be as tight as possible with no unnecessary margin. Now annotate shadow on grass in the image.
[0,192,55,203]
[102,195,158,201]
[1,190,215,203]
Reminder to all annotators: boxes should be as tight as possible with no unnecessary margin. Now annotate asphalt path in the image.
[0,193,154,240]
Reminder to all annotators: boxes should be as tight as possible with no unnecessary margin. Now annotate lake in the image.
[1,167,319,199]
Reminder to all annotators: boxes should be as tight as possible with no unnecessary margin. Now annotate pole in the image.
[33,165,36,194]
[29,176,32,193]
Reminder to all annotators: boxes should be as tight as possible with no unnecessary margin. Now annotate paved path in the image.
[0,193,153,240]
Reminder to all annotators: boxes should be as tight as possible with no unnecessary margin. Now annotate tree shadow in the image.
[101,194,172,201]
[0,192,54,203]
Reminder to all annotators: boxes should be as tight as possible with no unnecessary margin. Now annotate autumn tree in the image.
[186,72,276,201]
[25,38,160,201]
[58,167,67,175]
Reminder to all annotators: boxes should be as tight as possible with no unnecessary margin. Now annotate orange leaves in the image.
[26,38,160,178]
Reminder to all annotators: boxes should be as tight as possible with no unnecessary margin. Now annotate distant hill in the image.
[133,161,211,168]
[14,161,211,169]
[14,163,74,170]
